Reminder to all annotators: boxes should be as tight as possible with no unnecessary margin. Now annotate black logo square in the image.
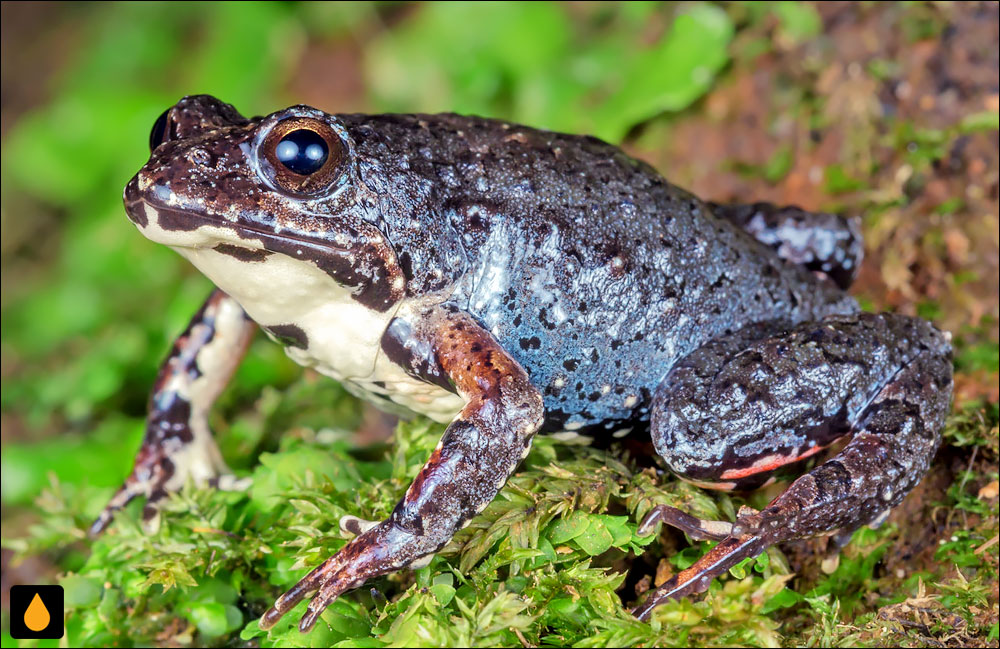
[9,585,64,639]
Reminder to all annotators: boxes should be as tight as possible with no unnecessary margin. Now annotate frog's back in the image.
[341,113,855,433]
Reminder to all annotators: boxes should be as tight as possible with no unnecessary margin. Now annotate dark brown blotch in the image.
[213,243,273,262]
[265,323,309,349]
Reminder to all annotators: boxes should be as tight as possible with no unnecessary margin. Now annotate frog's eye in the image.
[260,118,346,197]
[149,109,171,151]
[275,130,328,175]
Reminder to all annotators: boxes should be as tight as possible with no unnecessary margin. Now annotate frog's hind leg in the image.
[259,306,543,633]
[709,202,863,290]
[635,312,952,620]
[90,289,255,536]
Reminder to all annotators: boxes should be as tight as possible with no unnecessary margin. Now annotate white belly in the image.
[178,245,465,423]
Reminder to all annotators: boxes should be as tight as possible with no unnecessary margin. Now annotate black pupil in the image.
[149,109,170,152]
[275,129,329,175]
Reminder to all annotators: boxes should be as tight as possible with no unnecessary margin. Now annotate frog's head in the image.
[124,95,405,311]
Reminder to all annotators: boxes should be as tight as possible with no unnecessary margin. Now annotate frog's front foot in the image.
[90,419,251,536]
[90,289,255,536]
[260,307,544,633]
[261,518,433,632]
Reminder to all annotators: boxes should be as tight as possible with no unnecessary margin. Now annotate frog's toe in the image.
[258,562,353,633]
[89,453,175,537]
[211,473,253,492]
[338,515,378,537]
[259,549,356,632]
[89,482,144,537]
[638,505,734,541]
[633,533,768,620]
[90,438,247,537]
[260,519,428,633]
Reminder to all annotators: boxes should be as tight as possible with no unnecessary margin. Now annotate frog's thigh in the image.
[710,201,863,290]
[260,306,544,633]
[90,289,255,536]
[650,318,831,490]
[636,312,952,619]
[653,314,951,490]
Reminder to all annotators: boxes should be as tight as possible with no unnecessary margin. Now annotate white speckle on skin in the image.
[550,431,587,443]
[623,395,639,409]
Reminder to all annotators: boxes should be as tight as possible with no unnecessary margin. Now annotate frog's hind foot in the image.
[633,532,768,620]
[90,290,255,537]
[633,504,777,620]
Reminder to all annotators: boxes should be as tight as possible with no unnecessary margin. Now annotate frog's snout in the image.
[123,175,148,228]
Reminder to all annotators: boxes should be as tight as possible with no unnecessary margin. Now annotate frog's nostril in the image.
[149,109,171,152]
[187,148,212,167]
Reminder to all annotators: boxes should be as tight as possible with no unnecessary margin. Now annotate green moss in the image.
[1,398,995,647]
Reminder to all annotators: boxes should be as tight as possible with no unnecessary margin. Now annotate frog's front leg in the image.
[634,312,952,619]
[260,307,543,633]
[90,289,255,536]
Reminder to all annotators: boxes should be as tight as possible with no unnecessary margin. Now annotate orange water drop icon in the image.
[24,592,51,632]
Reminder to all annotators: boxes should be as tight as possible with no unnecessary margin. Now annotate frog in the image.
[93,94,954,632]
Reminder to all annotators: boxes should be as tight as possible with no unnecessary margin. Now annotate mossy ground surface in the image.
[2,2,997,647]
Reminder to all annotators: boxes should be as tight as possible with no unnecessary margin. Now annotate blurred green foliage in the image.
[367,1,733,141]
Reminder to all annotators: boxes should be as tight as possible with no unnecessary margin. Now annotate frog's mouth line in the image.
[126,197,353,257]
[126,194,406,312]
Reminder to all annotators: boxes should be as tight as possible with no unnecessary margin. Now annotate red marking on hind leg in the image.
[719,442,831,481]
